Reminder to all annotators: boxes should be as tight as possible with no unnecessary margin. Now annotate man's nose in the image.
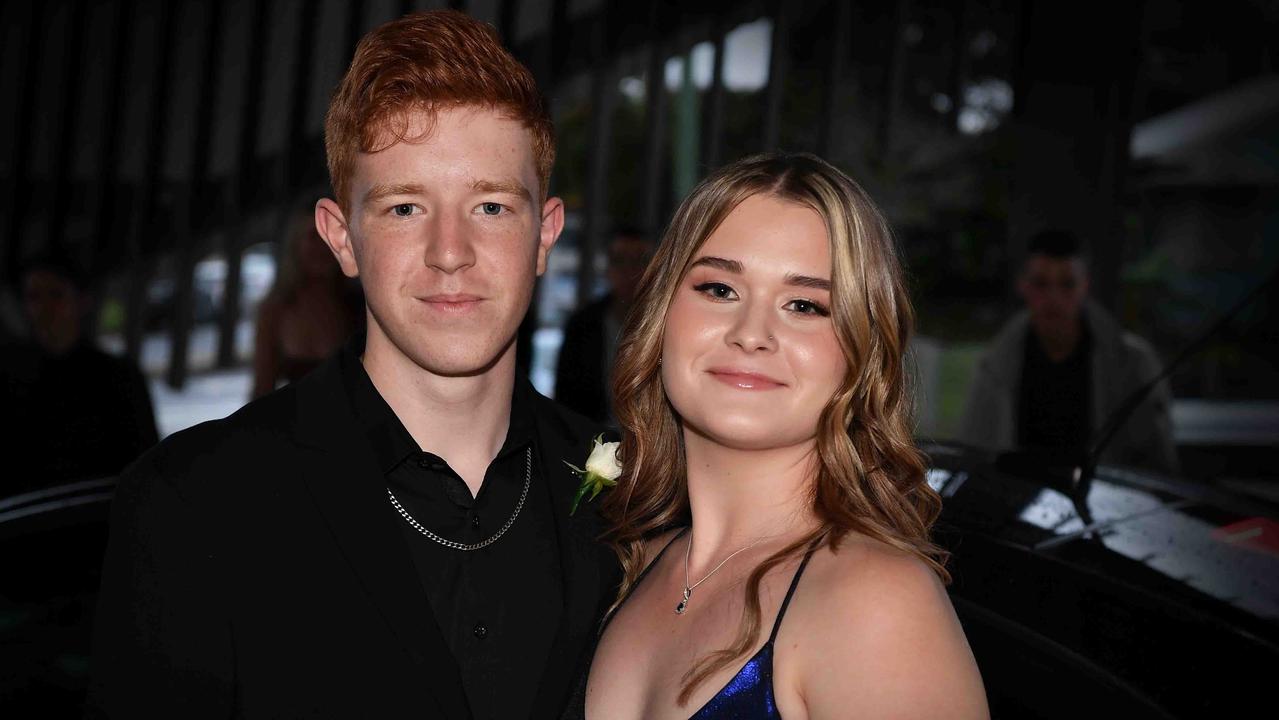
[422,212,477,274]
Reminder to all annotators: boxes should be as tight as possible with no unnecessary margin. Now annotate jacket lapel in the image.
[528,398,619,719]
[291,358,473,720]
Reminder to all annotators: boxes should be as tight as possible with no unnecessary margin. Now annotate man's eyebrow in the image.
[689,256,743,273]
[785,274,831,291]
[473,179,532,203]
[363,183,425,205]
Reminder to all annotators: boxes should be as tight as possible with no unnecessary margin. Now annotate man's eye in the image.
[692,282,736,300]
[480,202,504,216]
[392,204,415,217]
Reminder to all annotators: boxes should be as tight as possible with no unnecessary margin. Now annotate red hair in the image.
[324,10,555,212]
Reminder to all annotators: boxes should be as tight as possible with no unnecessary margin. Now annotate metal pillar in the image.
[123,1,179,363]
[577,12,616,308]
[817,0,851,158]
[286,0,321,192]
[89,0,137,283]
[2,3,45,283]
[702,15,727,171]
[876,0,911,160]
[168,0,228,389]
[47,0,88,256]
[761,0,789,152]
[218,0,271,369]
[639,5,669,236]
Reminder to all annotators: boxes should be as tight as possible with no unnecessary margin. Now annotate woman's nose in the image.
[725,302,777,353]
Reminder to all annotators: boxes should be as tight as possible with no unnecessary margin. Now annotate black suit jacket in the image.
[88,353,619,719]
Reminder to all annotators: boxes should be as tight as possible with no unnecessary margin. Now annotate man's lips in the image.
[417,293,484,310]
[706,367,786,390]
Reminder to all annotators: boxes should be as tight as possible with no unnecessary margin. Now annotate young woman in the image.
[251,209,362,399]
[576,153,987,719]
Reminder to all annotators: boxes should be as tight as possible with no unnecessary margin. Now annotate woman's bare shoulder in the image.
[786,533,989,719]
[815,533,946,604]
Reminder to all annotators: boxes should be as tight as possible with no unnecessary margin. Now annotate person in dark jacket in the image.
[554,228,651,422]
[1,253,157,492]
[960,230,1178,474]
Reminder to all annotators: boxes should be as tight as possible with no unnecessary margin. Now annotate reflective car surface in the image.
[0,479,113,716]
[927,441,1279,718]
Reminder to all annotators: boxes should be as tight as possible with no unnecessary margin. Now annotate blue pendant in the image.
[676,588,691,614]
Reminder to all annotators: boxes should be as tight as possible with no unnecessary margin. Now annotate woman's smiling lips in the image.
[706,367,786,390]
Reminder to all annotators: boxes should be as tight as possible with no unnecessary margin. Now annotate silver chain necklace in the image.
[676,528,767,615]
[387,447,531,552]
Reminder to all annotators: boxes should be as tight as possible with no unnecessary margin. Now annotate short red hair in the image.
[324,10,555,212]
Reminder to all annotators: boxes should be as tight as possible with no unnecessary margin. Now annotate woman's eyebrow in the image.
[689,256,742,273]
[785,274,831,291]
[692,256,830,290]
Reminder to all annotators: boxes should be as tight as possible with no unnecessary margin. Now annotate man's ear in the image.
[536,196,565,276]
[315,199,360,278]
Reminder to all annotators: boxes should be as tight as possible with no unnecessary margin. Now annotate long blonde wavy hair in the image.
[602,152,948,704]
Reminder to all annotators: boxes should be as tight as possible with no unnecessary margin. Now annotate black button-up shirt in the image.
[342,353,562,720]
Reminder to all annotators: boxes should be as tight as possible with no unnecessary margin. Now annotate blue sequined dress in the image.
[566,528,819,719]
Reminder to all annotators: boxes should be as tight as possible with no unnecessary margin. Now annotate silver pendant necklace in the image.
[676,529,767,615]
[387,446,531,552]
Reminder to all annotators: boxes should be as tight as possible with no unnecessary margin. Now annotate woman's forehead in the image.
[695,195,831,277]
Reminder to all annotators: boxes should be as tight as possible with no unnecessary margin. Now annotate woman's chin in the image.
[685,418,812,453]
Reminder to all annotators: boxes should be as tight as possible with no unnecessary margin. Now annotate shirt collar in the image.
[338,339,537,475]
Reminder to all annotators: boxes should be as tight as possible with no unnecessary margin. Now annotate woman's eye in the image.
[787,299,830,317]
[480,202,504,216]
[392,204,415,217]
[692,282,736,300]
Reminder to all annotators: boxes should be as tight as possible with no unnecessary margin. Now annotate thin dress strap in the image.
[767,538,822,645]
[598,527,689,636]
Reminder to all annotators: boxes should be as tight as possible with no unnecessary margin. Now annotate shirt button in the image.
[417,457,432,469]
[473,622,488,640]
[471,515,481,528]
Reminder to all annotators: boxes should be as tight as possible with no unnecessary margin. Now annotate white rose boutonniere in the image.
[565,434,621,515]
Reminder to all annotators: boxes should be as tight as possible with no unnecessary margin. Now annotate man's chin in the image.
[365,311,518,379]
[403,343,515,379]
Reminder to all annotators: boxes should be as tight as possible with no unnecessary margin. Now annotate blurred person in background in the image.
[961,230,1178,475]
[0,253,157,492]
[251,207,363,398]
[0,283,23,344]
[554,226,651,422]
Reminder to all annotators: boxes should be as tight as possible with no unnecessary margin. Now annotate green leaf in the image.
[570,479,592,515]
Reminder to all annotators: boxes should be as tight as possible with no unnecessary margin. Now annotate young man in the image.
[89,12,617,719]
[960,230,1179,475]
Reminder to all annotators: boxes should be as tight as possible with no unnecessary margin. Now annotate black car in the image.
[2,453,1276,717]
